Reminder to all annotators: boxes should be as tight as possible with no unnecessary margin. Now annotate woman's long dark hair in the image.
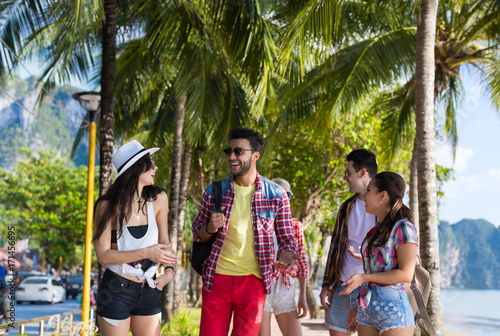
[92,153,164,242]
[365,172,414,255]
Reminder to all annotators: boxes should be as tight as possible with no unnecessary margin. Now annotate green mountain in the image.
[439,219,500,289]
[0,75,90,167]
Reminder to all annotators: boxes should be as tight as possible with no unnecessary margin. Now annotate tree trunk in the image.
[171,146,192,315]
[97,0,117,285]
[162,92,187,322]
[409,138,419,231]
[305,224,328,319]
[415,1,444,334]
[99,0,116,198]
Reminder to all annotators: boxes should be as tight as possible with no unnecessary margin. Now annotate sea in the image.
[441,289,500,336]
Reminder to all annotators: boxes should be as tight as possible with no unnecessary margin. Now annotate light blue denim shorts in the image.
[357,285,415,333]
[325,284,360,334]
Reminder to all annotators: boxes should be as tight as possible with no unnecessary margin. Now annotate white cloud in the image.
[435,144,474,172]
[441,167,500,199]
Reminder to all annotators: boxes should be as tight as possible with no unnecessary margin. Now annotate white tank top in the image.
[107,201,160,288]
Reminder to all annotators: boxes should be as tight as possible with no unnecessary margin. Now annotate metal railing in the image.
[0,308,96,336]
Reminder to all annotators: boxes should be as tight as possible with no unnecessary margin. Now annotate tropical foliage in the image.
[0,149,97,266]
[1,0,499,330]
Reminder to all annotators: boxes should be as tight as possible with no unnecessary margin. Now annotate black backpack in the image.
[191,180,223,275]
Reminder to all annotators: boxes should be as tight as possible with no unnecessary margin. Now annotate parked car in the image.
[63,275,83,299]
[16,276,66,304]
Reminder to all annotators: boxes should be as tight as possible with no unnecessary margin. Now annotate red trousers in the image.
[200,274,267,336]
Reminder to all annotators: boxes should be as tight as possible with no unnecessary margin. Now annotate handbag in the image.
[191,180,222,275]
[404,257,436,336]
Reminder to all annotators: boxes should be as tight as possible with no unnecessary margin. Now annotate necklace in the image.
[136,194,142,222]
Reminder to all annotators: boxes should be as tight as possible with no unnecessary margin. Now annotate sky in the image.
[434,68,499,226]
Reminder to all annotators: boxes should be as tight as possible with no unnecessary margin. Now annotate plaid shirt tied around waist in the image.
[192,173,298,294]
[358,219,418,308]
[272,218,309,289]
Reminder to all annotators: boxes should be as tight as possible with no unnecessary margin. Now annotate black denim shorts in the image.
[96,268,162,320]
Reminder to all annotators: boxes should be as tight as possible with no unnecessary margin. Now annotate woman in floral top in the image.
[340,172,418,335]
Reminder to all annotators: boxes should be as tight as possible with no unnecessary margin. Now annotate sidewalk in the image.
[270,314,472,336]
[270,316,329,335]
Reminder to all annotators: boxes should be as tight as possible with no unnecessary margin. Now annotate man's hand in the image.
[319,287,332,310]
[273,250,300,269]
[347,306,358,333]
[208,206,225,233]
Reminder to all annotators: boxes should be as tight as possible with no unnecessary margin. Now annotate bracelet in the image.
[165,266,175,277]
[205,225,217,235]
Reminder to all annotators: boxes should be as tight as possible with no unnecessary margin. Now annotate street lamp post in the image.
[72,92,100,335]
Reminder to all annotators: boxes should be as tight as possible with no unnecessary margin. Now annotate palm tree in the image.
[0,0,124,196]
[99,0,117,195]
[414,1,443,333]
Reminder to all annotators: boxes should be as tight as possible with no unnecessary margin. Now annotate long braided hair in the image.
[365,172,413,255]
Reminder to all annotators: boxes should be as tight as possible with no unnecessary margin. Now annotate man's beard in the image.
[231,156,252,177]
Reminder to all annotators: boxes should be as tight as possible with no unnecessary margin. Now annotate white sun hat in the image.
[112,140,159,178]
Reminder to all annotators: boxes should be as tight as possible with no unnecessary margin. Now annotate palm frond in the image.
[278,0,343,78]
[376,81,416,163]
[70,111,90,159]
[486,56,500,112]
[276,27,417,128]
[443,76,461,155]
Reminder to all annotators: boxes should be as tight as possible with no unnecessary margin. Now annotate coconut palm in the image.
[414,1,442,333]
[0,0,120,198]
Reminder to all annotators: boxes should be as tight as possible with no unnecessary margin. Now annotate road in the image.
[5,298,82,335]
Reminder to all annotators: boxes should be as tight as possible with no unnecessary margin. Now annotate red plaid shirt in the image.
[273,218,309,289]
[192,173,298,294]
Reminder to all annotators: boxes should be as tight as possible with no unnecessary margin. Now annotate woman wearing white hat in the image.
[93,140,178,336]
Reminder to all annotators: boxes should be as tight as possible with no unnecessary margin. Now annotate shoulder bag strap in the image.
[411,268,436,336]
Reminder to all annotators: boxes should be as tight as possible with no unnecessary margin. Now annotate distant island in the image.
[439,218,500,289]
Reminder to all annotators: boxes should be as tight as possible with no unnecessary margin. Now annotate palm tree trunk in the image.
[99,0,116,197]
[98,0,117,285]
[410,138,419,231]
[162,91,186,322]
[171,146,192,315]
[415,1,444,334]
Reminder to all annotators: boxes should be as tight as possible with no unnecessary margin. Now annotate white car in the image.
[16,276,66,304]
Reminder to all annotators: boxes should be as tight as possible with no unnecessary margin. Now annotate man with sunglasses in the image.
[192,128,298,336]
[320,149,377,336]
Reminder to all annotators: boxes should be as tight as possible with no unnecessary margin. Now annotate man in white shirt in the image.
[319,149,377,335]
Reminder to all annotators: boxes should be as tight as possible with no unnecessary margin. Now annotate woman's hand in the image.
[147,244,178,264]
[347,245,362,260]
[297,294,308,318]
[154,271,174,290]
[347,306,358,333]
[339,273,365,295]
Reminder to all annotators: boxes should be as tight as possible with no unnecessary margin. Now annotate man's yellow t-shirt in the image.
[215,183,262,278]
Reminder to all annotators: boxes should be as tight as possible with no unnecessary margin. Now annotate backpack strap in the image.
[212,180,223,211]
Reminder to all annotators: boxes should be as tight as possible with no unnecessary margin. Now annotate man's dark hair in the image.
[346,149,377,178]
[228,128,265,153]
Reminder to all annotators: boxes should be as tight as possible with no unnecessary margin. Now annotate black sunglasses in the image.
[223,147,253,157]
[286,191,293,200]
